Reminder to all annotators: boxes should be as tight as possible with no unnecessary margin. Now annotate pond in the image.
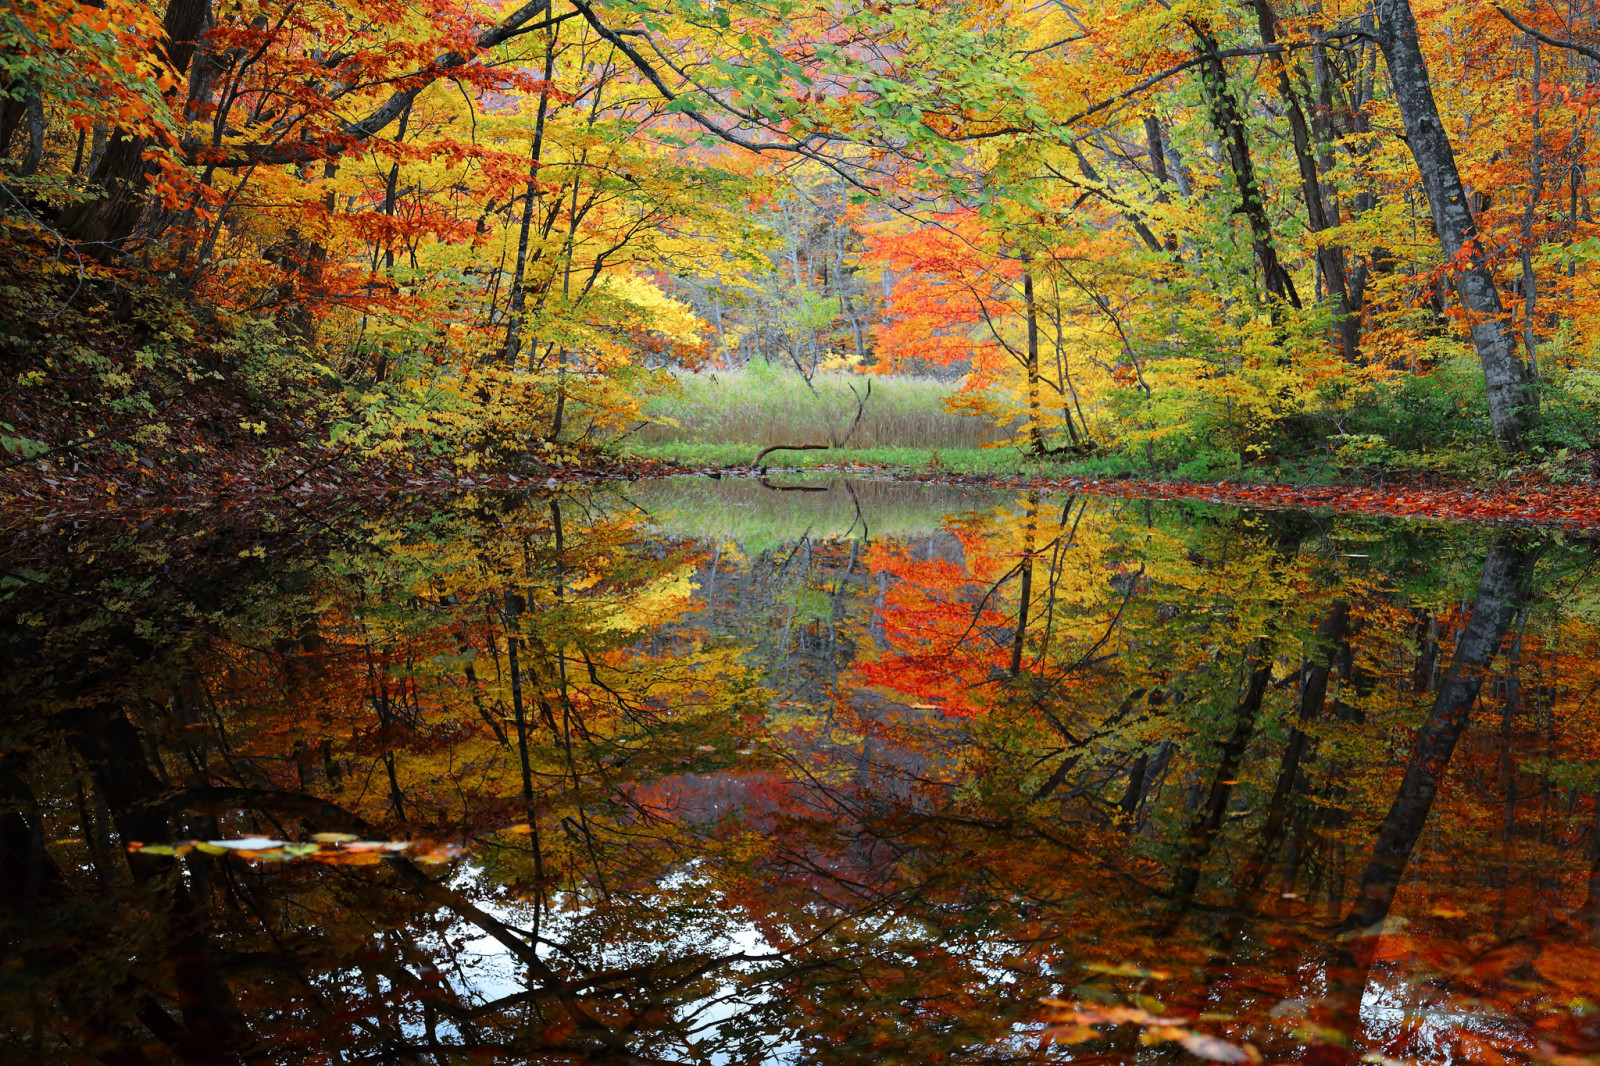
[2,476,1597,1064]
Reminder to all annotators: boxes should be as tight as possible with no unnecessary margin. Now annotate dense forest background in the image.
[4,0,1600,484]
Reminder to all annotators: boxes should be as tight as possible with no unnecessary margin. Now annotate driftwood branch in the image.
[838,378,872,448]
[754,442,830,466]
[752,377,873,467]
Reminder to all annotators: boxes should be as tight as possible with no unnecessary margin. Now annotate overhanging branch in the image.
[1492,3,1600,63]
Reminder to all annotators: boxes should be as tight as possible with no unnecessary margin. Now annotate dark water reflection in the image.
[3,477,1598,1064]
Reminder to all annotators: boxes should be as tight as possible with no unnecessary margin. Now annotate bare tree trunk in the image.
[502,36,558,366]
[1375,0,1541,446]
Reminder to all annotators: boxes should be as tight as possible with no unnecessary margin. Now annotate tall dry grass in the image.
[639,363,1005,450]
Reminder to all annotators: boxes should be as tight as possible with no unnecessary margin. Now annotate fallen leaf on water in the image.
[1178,1033,1257,1063]
[209,836,288,851]
[1082,962,1172,980]
[344,840,411,853]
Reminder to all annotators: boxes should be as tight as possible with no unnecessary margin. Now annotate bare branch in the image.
[198,0,553,167]
[1492,3,1600,63]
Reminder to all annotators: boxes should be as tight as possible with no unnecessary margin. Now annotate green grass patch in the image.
[638,363,1005,451]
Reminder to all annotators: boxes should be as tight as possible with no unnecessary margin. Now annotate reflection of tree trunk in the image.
[1169,523,1306,913]
[0,759,69,913]
[1347,537,1538,930]
[1010,492,1039,676]
[1121,753,1149,815]
[1235,601,1353,905]
[1318,537,1538,1055]
[57,702,255,1058]
[60,703,173,869]
[1120,741,1171,824]
[1585,796,1600,947]
[1169,655,1273,912]
[506,617,536,813]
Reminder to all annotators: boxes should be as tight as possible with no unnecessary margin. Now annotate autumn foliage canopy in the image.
[5,0,1600,475]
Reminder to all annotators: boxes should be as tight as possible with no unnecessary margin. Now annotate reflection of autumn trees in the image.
[834,497,1600,1060]
[0,491,788,1061]
[6,486,1600,1062]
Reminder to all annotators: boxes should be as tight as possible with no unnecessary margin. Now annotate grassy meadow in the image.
[626,363,1020,470]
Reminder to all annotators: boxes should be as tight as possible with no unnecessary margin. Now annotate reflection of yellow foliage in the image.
[603,568,700,631]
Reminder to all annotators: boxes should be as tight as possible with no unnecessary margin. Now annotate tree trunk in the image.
[1519,40,1544,377]
[59,0,211,251]
[1023,268,1047,455]
[1375,0,1541,446]
[502,36,558,365]
[1192,23,1303,312]
[15,90,44,177]
[1253,0,1359,359]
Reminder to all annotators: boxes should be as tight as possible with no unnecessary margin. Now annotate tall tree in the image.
[1374,0,1541,446]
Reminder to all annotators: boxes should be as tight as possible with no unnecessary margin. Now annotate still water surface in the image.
[2,476,1597,1064]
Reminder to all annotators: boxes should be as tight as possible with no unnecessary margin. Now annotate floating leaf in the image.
[208,837,289,851]
[344,840,411,852]
[1177,1033,1255,1063]
[1083,962,1171,980]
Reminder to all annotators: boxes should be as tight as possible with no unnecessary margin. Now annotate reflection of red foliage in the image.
[854,542,1013,718]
